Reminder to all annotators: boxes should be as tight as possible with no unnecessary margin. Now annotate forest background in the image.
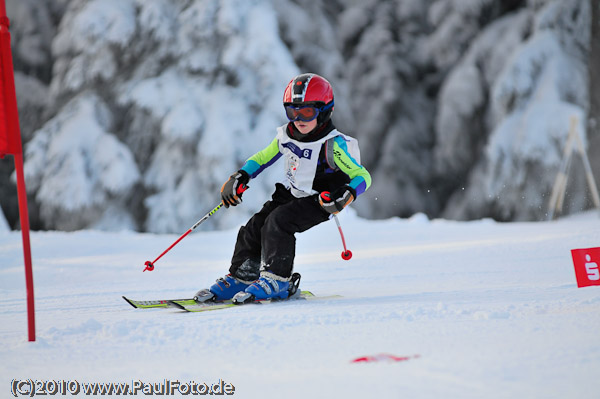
[1,0,599,233]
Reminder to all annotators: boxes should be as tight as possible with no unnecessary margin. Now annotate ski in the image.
[168,301,236,312]
[171,291,342,313]
[123,272,310,310]
[122,291,335,310]
[122,296,198,309]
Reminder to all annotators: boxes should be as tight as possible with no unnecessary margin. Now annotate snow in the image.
[2,211,600,398]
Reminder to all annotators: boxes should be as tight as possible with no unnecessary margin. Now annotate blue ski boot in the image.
[195,274,251,302]
[233,273,290,303]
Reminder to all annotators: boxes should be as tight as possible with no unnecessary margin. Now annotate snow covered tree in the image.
[443,0,591,220]
[0,0,59,230]
[115,0,299,232]
[432,8,532,209]
[20,0,300,232]
[24,93,140,230]
[588,0,600,190]
[0,205,9,231]
[3,0,596,232]
[332,0,438,219]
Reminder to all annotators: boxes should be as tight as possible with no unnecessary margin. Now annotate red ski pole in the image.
[143,185,247,272]
[333,214,352,260]
[320,192,353,260]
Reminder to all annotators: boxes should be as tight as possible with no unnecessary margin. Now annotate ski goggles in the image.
[284,102,334,122]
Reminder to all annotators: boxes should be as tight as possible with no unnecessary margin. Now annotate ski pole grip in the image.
[237,184,249,195]
[320,191,332,202]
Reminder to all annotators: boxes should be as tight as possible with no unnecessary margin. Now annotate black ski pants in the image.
[229,183,330,281]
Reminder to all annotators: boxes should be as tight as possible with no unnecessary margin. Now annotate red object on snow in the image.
[0,1,20,157]
[0,0,35,342]
[351,354,420,363]
[571,247,600,288]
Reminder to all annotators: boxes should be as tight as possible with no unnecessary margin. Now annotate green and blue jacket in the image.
[240,122,371,199]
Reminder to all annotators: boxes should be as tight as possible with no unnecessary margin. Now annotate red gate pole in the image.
[14,152,34,341]
[0,0,35,342]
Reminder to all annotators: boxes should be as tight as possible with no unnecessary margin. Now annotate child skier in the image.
[196,73,371,303]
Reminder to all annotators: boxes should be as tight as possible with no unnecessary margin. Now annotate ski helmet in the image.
[283,73,334,124]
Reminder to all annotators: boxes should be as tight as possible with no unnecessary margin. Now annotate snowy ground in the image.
[1,210,600,398]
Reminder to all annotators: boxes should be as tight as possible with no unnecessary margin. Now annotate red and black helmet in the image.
[283,73,334,105]
[283,73,334,124]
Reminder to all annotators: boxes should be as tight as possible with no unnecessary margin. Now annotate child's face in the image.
[293,118,318,135]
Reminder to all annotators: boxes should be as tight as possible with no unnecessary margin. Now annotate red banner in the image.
[571,247,600,288]
[0,13,22,157]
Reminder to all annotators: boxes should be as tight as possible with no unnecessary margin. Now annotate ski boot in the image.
[233,272,301,304]
[194,274,251,302]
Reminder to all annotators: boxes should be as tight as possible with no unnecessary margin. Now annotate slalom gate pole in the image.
[15,152,36,339]
[0,2,36,341]
[143,185,247,272]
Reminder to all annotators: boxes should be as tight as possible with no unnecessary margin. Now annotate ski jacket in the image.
[240,123,371,199]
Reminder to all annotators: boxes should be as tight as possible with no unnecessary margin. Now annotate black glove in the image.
[221,170,250,208]
[319,185,356,215]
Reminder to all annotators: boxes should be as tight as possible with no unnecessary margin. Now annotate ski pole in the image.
[143,185,248,272]
[320,192,353,260]
[333,214,352,260]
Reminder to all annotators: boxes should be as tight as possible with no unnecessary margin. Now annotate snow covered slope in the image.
[1,212,599,398]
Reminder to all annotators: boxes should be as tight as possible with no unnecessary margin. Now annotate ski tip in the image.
[122,296,138,309]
